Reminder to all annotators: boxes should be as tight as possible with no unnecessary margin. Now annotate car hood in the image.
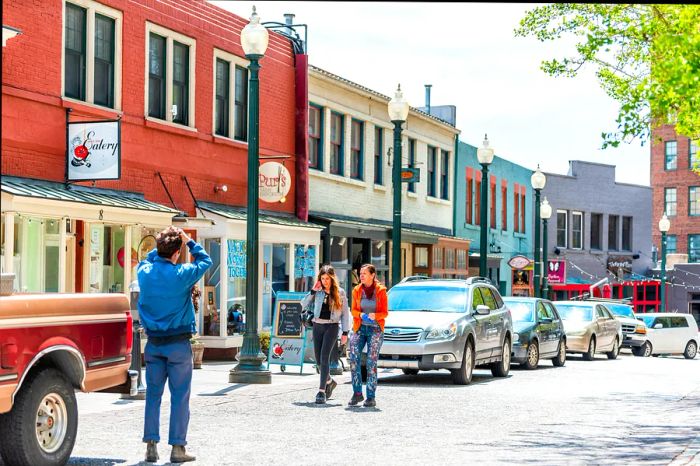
[614,316,645,327]
[561,319,591,333]
[385,310,465,330]
[513,321,536,333]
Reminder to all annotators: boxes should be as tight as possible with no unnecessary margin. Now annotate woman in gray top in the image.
[301,264,351,404]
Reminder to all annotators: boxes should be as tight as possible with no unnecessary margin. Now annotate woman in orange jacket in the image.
[348,264,388,408]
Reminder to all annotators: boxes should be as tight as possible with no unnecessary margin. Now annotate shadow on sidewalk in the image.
[292,401,343,408]
[197,383,247,397]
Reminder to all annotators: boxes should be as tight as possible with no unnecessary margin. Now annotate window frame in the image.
[664,140,677,170]
[571,211,583,250]
[329,112,344,176]
[513,183,520,233]
[374,126,383,185]
[590,213,602,250]
[440,150,450,200]
[556,209,568,249]
[501,182,507,231]
[689,186,700,216]
[666,234,677,254]
[350,119,364,180]
[690,140,699,170]
[427,146,437,197]
[608,215,619,251]
[621,216,633,251]
[665,187,678,217]
[519,188,526,233]
[62,0,123,111]
[407,138,416,192]
[144,22,196,128]
[490,177,496,228]
[466,171,473,224]
[689,234,700,263]
[308,103,324,170]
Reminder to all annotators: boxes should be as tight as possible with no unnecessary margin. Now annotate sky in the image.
[211,1,650,186]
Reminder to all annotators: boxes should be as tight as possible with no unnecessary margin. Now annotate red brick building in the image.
[650,125,700,263]
[1,0,320,348]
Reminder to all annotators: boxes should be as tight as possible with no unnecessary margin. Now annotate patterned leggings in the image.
[349,324,384,399]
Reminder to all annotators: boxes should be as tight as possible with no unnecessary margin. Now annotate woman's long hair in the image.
[317,264,342,311]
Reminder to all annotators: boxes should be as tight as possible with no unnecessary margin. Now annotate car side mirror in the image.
[540,317,553,324]
[654,323,663,329]
[475,305,491,315]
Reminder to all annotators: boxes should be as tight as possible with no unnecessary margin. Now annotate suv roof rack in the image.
[465,276,492,285]
[584,297,633,304]
[399,275,430,284]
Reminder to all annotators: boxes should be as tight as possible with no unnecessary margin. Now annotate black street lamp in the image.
[531,166,546,298]
[659,214,670,312]
[477,135,494,277]
[230,7,271,384]
[540,197,552,299]
[388,85,409,287]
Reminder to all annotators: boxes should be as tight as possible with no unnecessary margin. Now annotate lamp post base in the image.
[229,365,272,384]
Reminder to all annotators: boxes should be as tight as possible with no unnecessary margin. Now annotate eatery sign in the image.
[67,120,121,181]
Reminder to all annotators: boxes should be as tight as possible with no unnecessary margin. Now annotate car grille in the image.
[621,324,636,334]
[383,328,423,342]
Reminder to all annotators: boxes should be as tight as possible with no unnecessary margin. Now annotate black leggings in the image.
[312,322,339,390]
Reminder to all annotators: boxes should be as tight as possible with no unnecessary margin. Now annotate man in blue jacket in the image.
[137,227,212,464]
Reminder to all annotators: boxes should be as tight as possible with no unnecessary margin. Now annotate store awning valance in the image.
[1,175,178,226]
[199,201,325,230]
[310,212,451,244]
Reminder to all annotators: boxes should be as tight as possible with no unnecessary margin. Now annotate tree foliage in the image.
[515,4,700,150]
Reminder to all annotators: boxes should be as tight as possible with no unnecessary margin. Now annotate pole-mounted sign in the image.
[66,119,121,181]
[401,167,420,183]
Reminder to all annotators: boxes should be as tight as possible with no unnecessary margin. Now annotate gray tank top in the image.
[360,288,379,327]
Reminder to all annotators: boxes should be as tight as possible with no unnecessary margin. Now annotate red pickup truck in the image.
[0,290,137,466]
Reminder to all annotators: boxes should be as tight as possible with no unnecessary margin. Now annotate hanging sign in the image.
[268,292,309,374]
[259,162,291,203]
[401,167,420,183]
[67,119,121,181]
[547,259,567,284]
[508,255,532,270]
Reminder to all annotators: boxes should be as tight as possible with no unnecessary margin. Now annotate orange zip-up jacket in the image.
[351,281,389,332]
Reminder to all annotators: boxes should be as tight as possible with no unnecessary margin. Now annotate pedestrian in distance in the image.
[301,264,351,404]
[348,264,388,408]
[137,227,212,463]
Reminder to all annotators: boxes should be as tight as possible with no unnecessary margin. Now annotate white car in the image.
[638,313,698,359]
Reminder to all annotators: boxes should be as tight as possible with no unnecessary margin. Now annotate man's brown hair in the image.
[156,226,182,258]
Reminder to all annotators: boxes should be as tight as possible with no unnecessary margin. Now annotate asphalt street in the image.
[4,350,699,466]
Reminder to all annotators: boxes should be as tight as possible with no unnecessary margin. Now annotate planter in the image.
[191,342,205,369]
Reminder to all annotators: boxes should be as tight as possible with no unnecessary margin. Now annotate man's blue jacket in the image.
[137,240,212,337]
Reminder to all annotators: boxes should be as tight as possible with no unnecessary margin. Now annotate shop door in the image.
[65,236,76,293]
[262,244,273,328]
[44,237,59,293]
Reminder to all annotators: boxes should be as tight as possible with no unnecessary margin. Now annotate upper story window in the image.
[665,141,677,170]
[407,138,416,193]
[690,140,698,169]
[427,146,437,197]
[501,182,507,231]
[374,127,383,185]
[440,150,450,200]
[665,187,677,216]
[350,119,364,180]
[145,23,196,127]
[490,178,496,228]
[666,234,677,254]
[513,183,520,233]
[330,112,344,175]
[475,173,481,226]
[63,0,122,109]
[622,216,632,251]
[689,235,700,263]
[213,49,248,141]
[519,188,526,233]
[690,186,700,216]
[556,210,568,248]
[571,211,583,249]
[465,169,473,224]
[308,105,323,170]
[608,215,619,251]
[590,213,602,250]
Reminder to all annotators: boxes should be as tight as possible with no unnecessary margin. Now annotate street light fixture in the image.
[659,213,670,312]
[531,165,546,297]
[540,197,552,299]
[477,135,494,278]
[230,6,271,384]
[389,84,410,287]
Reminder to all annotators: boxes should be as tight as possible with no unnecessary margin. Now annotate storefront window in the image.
[294,244,316,292]
[415,247,429,268]
[87,224,126,293]
[6,215,61,293]
[331,236,348,263]
[371,240,387,265]
[227,239,247,334]
[203,238,222,336]
[265,243,290,329]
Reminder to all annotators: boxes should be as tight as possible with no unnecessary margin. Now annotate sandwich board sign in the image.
[268,292,309,373]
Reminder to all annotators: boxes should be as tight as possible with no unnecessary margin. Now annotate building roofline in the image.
[309,65,459,133]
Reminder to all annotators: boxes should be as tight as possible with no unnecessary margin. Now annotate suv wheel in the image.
[552,338,566,367]
[684,340,698,360]
[582,336,596,361]
[606,337,620,360]
[402,369,419,376]
[452,339,474,385]
[633,341,652,357]
[521,340,539,370]
[0,368,78,466]
[491,337,511,377]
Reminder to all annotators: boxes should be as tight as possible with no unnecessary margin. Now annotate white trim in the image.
[3,212,14,274]
[144,22,196,128]
[556,209,568,249]
[571,211,583,250]
[212,48,250,142]
[62,0,123,111]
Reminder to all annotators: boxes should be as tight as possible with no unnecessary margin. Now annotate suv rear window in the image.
[389,285,467,313]
[670,316,689,328]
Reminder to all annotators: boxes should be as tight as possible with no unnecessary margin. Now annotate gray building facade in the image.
[541,161,653,295]
[666,263,700,325]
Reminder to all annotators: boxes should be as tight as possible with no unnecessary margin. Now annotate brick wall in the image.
[650,124,700,257]
[2,0,298,217]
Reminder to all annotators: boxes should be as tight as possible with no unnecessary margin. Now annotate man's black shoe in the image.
[348,393,364,407]
[363,398,376,408]
[315,391,326,404]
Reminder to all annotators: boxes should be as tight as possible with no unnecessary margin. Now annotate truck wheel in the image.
[491,338,511,377]
[684,340,698,359]
[452,339,474,385]
[582,336,596,361]
[0,367,78,466]
[402,369,419,376]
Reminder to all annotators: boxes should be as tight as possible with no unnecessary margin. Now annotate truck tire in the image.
[452,339,474,385]
[491,337,511,377]
[0,367,78,466]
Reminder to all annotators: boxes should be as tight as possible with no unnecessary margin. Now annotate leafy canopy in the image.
[515,4,700,149]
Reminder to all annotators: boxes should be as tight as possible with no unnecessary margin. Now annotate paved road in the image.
[4,351,699,465]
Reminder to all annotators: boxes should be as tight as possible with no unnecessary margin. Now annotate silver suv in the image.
[378,277,513,385]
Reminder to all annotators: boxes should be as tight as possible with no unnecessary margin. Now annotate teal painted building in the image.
[455,141,534,296]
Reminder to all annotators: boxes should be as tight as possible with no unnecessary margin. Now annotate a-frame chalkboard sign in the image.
[267,292,309,373]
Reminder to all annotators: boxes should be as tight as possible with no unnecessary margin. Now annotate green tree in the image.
[515,4,700,152]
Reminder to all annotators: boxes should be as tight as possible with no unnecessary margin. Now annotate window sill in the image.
[310,170,366,188]
[407,190,418,198]
[213,135,249,148]
[62,97,122,118]
[513,232,527,239]
[464,223,480,231]
[145,117,198,137]
[373,184,387,192]
[426,197,451,206]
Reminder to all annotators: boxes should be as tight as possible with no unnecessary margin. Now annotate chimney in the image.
[284,13,295,35]
[424,84,432,114]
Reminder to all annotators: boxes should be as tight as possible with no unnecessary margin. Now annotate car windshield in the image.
[503,300,535,322]
[388,286,467,313]
[556,304,593,321]
[606,304,635,318]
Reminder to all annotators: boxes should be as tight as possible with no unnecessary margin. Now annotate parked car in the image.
[595,301,650,356]
[502,297,567,369]
[376,276,513,385]
[638,313,698,359]
[0,284,137,466]
[554,301,622,360]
